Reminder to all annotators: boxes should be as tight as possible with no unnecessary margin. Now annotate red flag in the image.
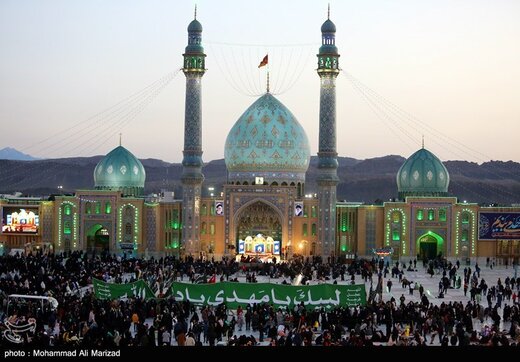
[258,54,268,68]
[208,274,216,284]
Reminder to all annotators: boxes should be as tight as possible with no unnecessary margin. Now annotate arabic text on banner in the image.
[170,282,367,308]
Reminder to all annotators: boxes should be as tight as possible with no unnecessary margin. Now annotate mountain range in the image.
[0,147,40,161]
[0,151,519,205]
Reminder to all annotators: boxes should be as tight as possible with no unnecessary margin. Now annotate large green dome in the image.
[225,93,310,184]
[94,146,146,196]
[397,148,449,199]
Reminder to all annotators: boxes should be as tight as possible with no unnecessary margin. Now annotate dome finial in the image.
[328,3,330,19]
[422,135,424,149]
[267,71,270,93]
[119,133,122,147]
[194,4,197,20]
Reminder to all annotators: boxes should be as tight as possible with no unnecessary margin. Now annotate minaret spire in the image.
[317,8,340,259]
[182,9,206,257]
[267,71,270,93]
[422,135,424,149]
[119,133,122,146]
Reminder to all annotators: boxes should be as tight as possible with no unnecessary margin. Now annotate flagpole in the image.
[266,52,269,93]
[258,53,269,93]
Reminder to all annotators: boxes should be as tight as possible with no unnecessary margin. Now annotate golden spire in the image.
[119,133,122,147]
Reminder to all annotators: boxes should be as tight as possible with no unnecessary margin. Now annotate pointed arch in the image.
[233,197,284,225]
[417,231,444,259]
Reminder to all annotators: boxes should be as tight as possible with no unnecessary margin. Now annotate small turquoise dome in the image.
[225,93,310,184]
[397,148,450,199]
[321,19,336,33]
[188,19,202,33]
[94,146,146,196]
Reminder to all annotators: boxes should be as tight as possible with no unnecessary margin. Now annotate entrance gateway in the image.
[86,224,110,252]
[418,231,444,260]
[235,201,282,262]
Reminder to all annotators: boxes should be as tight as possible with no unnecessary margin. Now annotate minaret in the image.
[181,7,206,257]
[316,6,340,259]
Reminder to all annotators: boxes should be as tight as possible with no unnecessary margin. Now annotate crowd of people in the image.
[1,249,519,347]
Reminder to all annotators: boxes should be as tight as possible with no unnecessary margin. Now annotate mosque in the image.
[1,11,519,265]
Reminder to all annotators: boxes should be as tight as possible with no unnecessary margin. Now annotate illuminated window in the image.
[416,209,424,221]
[462,229,468,242]
[210,223,215,235]
[462,212,470,224]
[392,212,400,223]
[311,223,317,236]
[303,223,308,237]
[125,223,132,235]
[95,202,101,214]
[428,210,435,221]
[210,204,215,216]
[439,209,446,222]
[303,207,308,218]
[170,209,180,230]
[63,221,71,235]
[311,206,317,218]
[64,205,72,216]
[201,204,207,216]
[201,222,207,235]
[392,229,400,241]
[340,213,348,232]
[85,202,91,214]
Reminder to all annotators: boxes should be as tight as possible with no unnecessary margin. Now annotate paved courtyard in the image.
[151,260,519,346]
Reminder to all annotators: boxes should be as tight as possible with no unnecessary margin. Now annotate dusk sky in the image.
[1,0,519,164]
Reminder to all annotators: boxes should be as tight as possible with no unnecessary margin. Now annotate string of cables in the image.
[207,40,317,97]
[341,70,520,203]
[0,69,181,189]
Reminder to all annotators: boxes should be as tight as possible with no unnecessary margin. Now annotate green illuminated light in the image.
[385,208,406,255]
[455,208,476,256]
[428,209,434,221]
[59,201,77,248]
[118,203,139,249]
[417,209,424,221]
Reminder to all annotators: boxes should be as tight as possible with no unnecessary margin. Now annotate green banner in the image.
[170,282,366,309]
[93,279,155,300]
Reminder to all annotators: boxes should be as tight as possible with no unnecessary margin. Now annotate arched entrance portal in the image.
[417,231,444,260]
[86,224,110,253]
[235,201,282,261]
